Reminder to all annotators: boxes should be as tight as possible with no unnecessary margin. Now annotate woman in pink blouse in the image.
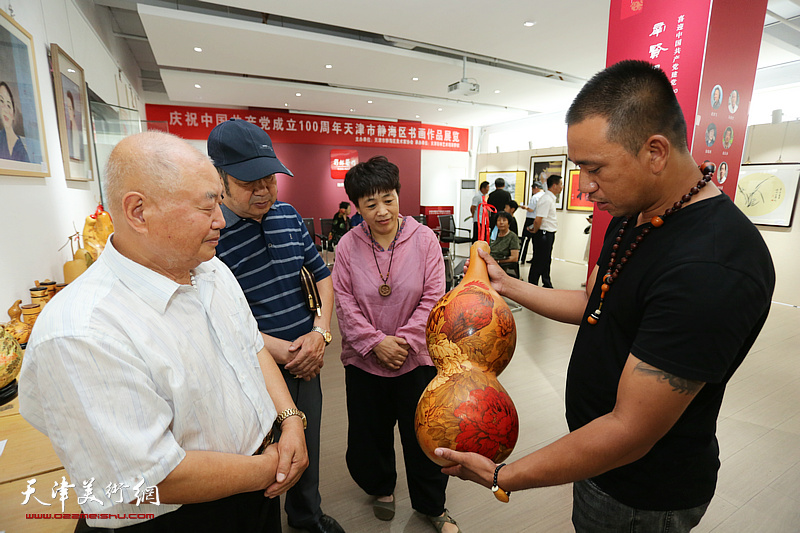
[332,156,461,533]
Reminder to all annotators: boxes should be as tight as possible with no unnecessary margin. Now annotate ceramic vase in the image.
[415,241,519,467]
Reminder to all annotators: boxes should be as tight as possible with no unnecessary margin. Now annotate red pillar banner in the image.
[588,0,768,273]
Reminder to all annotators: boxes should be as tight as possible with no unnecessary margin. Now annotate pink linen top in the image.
[332,215,445,377]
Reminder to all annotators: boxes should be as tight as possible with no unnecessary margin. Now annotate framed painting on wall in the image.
[0,9,49,177]
[566,169,593,211]
[51,44,93,181]
[734,163,800,227]
[478,170,527,204]
[530,155,567,209]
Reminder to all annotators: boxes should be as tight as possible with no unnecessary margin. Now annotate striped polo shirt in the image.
[217,201,331,341]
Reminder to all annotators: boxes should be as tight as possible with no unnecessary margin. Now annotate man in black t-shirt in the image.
[487,177,512,230]
[436,61,775,533]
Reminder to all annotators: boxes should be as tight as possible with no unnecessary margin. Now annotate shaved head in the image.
[103,131,210,217]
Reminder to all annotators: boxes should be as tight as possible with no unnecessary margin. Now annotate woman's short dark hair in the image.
[339,201,350,210]
[496,211,513,223]
[344,156,400,206]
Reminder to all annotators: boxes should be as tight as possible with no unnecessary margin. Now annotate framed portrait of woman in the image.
[0,9,49,177]
[51,44,93,181]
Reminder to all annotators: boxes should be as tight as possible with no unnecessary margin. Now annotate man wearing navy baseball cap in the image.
[208,119,344,533]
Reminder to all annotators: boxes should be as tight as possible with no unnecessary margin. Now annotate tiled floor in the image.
[287,259,800,532]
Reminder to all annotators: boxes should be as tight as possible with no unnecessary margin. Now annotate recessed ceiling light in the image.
[367,100,373,104]
[326,64,333,69]
[350,108,355,112]
[523,21,536,27]
[437,108,443,111]
[412,77,419,81]
[415,115,420,118]
[194,84,201,89]
[295,92,302,97]
[494,89,501,94]
[67,68,76,73]
[193,47,203,52]
[284,103,289,107]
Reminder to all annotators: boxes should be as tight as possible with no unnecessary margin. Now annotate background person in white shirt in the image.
[519,181,545,263]
[470,180,490,242]
[19,131,307,532]
[527,175,563,288]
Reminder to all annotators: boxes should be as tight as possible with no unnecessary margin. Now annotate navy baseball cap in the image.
[207,118,293,181]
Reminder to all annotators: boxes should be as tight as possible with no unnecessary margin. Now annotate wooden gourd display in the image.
[416,241,519,468]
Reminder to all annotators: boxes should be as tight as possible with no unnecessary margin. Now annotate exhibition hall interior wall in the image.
[0,0,144,307]
[1,0,798,311]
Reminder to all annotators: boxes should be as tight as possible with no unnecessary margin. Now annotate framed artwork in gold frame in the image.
[566,169,594,211]
[51,44,93,181]
[0,9,49,177]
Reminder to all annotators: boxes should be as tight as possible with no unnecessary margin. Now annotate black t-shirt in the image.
[487,189,512,212]
[487,189,512,227]
[567,194,774,511]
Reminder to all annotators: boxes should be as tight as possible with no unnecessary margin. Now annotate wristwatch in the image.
[275,408,307,430]
[311,326,332,345]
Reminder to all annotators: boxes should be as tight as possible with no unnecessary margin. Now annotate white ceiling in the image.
[98,0,800,128]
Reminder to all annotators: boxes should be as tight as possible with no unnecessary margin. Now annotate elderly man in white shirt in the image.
[527,175,564,288]
[19,132,307,532]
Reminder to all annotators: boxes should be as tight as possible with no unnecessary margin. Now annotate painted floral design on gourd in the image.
[415,241,519,467]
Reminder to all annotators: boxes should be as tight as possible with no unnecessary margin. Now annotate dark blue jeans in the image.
[572,479,709,533]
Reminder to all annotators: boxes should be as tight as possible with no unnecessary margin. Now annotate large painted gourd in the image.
[415,241,519,467]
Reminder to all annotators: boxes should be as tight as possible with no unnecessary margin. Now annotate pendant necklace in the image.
[370,220,400,297]
[587,162,715,325]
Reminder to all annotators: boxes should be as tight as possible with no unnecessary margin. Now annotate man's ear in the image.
[121,191,149,234]
[644,134,670,174]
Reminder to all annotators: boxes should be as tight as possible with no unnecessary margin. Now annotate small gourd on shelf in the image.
[415,241,519,468]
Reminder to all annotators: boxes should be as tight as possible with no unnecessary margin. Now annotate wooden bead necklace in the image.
[587,163,715,325]
[369,218,401,297]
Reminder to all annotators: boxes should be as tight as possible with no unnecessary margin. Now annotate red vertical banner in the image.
[586,0,768,274]
[690,1,768,198]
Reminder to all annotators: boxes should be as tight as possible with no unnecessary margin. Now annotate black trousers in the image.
[278,366,323,528]
[519,222,536,262]
[344,365,448,517]
[528,230,555,288]
[75,491,280,532]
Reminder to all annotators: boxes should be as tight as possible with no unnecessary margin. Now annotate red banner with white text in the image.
[145,104,469,152]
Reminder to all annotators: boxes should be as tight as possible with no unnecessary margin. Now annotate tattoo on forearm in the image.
[633,363,703,395]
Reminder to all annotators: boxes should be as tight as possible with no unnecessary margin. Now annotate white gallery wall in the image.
[0,0,143,307]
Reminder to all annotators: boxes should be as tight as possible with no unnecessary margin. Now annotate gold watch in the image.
[311,326,332,345]
[275,408,307,430]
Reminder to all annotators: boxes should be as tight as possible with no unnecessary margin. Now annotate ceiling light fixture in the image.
[325,64,332,69]
[193,46,203,52]
[367,100,373,104]
[523,21,536,27]
[284,103,289,107]
[412,77,419,81]
[494,90,501,94]
[194,84,201,89]
[295,92,302,97]
[438,108,443,111]
[415,115,420,118]
[350,108,355,112]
